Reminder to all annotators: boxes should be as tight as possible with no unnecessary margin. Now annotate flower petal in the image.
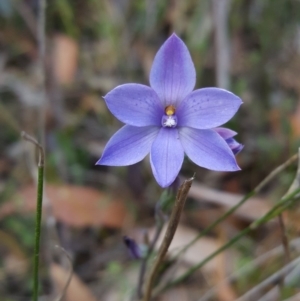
[150,128,184,187]
[179,127,240,171]
[213,127,237,139]
[96,125,159,166]
[226,138,244,155]
[213,127,243,155]
[150,34,196,107]
[104,84,164,126]
[177,88,242,129]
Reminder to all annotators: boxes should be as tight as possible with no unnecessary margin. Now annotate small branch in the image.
[53,246,73,301]
[142,176,194,301]
[21,132,45,301]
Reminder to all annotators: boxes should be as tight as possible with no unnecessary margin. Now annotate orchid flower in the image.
[96,34,243,187]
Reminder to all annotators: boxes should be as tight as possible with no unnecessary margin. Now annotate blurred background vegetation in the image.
[1,0,300,300]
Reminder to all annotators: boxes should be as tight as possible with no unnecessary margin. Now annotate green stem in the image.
[21,132,45,301]
[157,187,300,293]
[33,163,44,301]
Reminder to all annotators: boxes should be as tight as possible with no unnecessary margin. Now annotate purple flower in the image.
[96,34,242,188]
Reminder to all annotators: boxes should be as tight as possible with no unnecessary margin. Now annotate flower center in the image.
[162,115,177,128]
[162,105,177,128]
[165,105,176,116]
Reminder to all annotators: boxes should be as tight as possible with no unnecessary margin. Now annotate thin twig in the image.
[53,246,73,301]
[21,131,44,166]
[21,132,44,301]
[142,176,194,301]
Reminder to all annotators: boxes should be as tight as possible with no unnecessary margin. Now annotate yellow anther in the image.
[165,105,176,116]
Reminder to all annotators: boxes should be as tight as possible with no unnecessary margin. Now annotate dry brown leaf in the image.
[52,34,78,86]
[189,182,271,221]
[50,263,98,301]
[2,184,130,228]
